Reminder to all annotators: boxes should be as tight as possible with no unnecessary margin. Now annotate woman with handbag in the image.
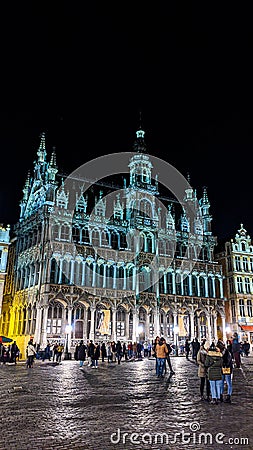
[221,346,233,403]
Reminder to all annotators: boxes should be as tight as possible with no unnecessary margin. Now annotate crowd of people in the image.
[195,332,248,405]
[73,340,153,368]
[0,341,20,364]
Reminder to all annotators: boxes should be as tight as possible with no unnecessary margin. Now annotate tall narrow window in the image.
[239,299,245,317]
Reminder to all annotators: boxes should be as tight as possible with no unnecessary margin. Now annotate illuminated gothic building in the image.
[216,224,253,344]
[1,129,226,356]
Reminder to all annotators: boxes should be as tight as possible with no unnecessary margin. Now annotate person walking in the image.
[205,342,223,404]
[197,340,211,401]
[78,340,87,368]
[87,340,95,367]
[56,343,64,364]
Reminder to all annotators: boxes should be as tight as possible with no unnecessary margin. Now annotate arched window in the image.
[183,276,189,296]
[111,232,118,250]
[199,276,205,297]
[72,226,80,243]
[167,272,173,294]
[50,258,59,284]
[208,277,214,297]
[192,276,198,296]
[82,227,90,244]
[92,230,100,247]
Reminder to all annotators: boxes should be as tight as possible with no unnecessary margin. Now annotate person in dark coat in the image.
[197,340,210,401]
[92,343,100,368]
[10,341,19,364]
[205,342,223,404]
[87,340,95,366]
[191,338,200,360]
[232,333,241,368]
[185,339,190,359]
[220,344,233,403]
[78,340,87,368]
[116,341,122,364]
[101,342,107,362]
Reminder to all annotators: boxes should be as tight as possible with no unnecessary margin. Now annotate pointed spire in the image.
[133,112,147,152]
[37,131,47,162]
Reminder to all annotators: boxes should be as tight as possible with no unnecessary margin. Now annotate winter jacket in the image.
[205,350,223,381]
[156,343,168,359]
[78,344,87,361]
[197,348,208,377]
[27,343,36,357]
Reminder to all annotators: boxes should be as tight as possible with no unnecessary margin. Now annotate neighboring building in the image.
[0,224,10,316]
[0,128,225,357]
[216,224,253,344]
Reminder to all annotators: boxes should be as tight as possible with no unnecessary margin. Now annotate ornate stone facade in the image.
[216,224,253,344]
[0,129,226,356]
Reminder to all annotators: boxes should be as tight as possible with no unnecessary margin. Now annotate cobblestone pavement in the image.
[0,354,252,450]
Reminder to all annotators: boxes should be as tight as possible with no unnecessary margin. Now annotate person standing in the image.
[92,342,100,369]
[101,342,107,362]
[56,343,64,364]
[78,340,87,368]
[164,339,175,375]
[220,343,233,403]
[116,341,122,364]
[197,341,210,401]
[185,339,190,359]
[107,342,112,363]
[205,342,223,404]
[10,341,19,364]
[232,332,241,368]
[156,337,168,378]
[87,340,95,366]
[26,340,36,368]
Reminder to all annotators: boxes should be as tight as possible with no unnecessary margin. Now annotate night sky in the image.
[1,2,253,244]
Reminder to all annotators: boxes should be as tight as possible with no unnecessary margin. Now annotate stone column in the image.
[132,308,138,342]
[123,267,127,290]
[70,260,75,284]
[163,272,167,294]
[213,313,218,341]
[188,273,193,296]
[58,259,63,284]
[89,306,95,341]
[173,312,178,346]
[221,315,226,343]
[204,276,208,297]
[92,263,96,287]
[83,308,88,342]
[81,261,86,286]
[219,277,224,298]
[206,313,212,341]
[153,307,160,337]
[124,311,129,340]
[111,307,117,342]
[40,306,49,350]
[212,277,216,298]
[145,313,150,340]
[172,272,176,294]
[113,265,117,289]
[189,311,195,340]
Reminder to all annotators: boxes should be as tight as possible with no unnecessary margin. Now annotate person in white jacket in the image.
[26,340,36,368]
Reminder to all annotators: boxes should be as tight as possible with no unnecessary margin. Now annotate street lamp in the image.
[174,325,179,356]
[65,324,72,360]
